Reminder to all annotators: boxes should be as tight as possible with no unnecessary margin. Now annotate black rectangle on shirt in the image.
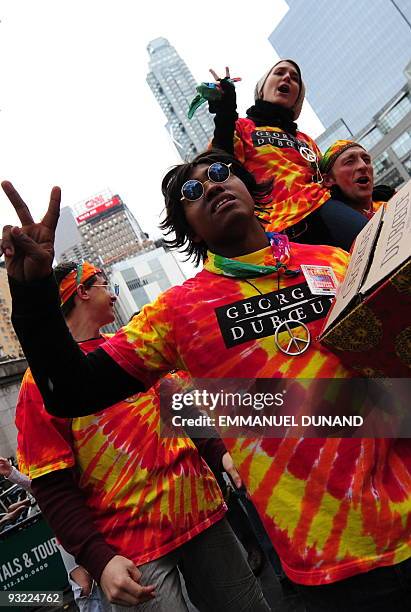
[215,282,334,348]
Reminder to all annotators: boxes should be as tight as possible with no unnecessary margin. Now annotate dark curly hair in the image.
[160,149,272,266]
[53,261,100,318]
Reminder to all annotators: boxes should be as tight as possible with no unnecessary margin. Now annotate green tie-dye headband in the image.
[320,140,365,174]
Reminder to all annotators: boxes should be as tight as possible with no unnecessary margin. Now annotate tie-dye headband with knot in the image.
[59,262,101,306]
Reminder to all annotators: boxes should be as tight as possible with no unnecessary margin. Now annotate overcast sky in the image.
[0,0,324,273]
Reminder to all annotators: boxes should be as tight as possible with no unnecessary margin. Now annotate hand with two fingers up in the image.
[208,66,239,116]
[1,181,61,282]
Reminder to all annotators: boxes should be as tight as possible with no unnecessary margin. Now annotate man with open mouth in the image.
[320,139,395,219]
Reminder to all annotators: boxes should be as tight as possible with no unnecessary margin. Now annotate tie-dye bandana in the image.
[102,242,411,585]
[319,140,365,174]
[59,262,101,306]
[16,337,225,566]
[233,118,330,231]
[205,233,299,278]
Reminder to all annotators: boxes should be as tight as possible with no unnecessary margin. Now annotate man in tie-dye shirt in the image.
[3,150,411,611]
[15,261,268,611]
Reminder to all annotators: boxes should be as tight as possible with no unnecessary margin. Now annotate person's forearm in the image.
[193,437,227,474]
[212,112,237,155]
[31,469,116,581]
[209,78,238,154]
[10,274,143,417]
[7,466,32,492]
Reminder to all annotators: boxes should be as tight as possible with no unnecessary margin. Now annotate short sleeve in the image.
[101,291,180,389]
[16,369,75,479]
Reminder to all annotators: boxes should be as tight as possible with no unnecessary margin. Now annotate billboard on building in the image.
[74,189,122,223]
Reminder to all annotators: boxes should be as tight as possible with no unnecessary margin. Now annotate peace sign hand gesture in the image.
[208,66,239,115]
[209,66,232,83]
[1,181,61,282]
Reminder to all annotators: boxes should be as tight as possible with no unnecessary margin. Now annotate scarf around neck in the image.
[246,100,298,135]
[204,233,300,279]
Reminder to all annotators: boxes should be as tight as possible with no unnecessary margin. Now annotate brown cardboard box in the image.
[320,180,411,377]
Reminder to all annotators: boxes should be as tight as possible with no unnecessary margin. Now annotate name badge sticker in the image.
[301,264,339,296]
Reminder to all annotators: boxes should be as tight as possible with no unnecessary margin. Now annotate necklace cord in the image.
[243,272,282,319]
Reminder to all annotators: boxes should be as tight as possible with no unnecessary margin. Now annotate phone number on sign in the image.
[0,591,63,606]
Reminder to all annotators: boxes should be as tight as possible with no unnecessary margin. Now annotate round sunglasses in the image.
[180,162,232,202]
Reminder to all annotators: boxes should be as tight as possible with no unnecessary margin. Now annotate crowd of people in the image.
[0,59,409,611]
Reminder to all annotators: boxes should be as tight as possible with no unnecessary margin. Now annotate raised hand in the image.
[1,181,61,282]
[209,66,232,82]
[208,67,239,116]
[0,457,12,478]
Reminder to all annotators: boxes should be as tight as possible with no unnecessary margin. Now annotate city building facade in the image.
[269,0,411,135]
[356,77,411,189]
[110,246,186,322]
[317,66,411,190]
[57,189,153,277]
[0,358,27,457]
[316,119,354,153]
[0,265,23,360]
[147,37,214,160]
[54,206,91,263]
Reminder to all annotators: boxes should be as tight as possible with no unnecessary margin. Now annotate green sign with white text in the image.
[0,517,68,592]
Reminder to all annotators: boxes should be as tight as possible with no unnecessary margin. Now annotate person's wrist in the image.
[214,110,238,120]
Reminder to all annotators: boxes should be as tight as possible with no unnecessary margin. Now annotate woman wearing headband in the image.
[209,60,368,251]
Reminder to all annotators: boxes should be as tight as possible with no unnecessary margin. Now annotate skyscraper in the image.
[269,0,411,135]
[55,206,93,264]
[56,189,153,277]
[146,37,214,160]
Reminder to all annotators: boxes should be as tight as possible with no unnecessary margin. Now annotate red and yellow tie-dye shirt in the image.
[234,118,330,231]
[102,242,411,585]
[16,337,225,566]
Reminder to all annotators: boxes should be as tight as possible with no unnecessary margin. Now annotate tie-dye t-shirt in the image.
[102,242,411,585]
[346,200,384,221]
[233,118,330,232]
[369,200,385,218]
[16,337,225,566]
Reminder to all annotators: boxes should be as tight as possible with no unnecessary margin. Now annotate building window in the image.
[373,151,393,178]
[403,154,411,176]
[391,129,411,159]
[358,127,383,150]
[379,96,411,133]
[380,167,405,190]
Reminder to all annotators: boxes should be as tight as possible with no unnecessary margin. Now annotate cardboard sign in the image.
[361,184,411,294]
[322,204,384,332]
[320,180,411,377]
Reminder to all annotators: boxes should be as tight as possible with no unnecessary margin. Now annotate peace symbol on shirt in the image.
[299,146,317,163]
[274,320,311,356]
